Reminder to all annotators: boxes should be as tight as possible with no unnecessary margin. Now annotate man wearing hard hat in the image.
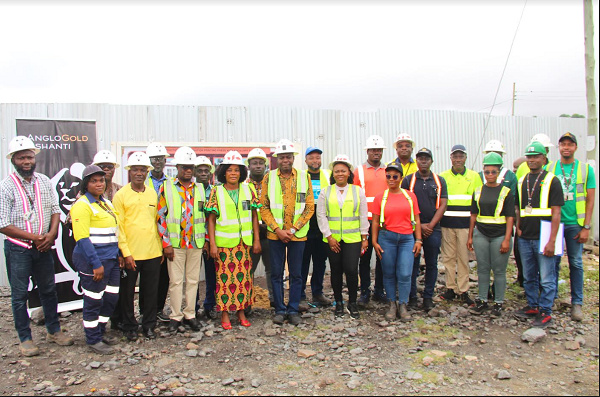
[515,134,555,180]
[0,136,74,357]
[246,148,274,307]
[92,150,122,201]
[111,152,163,340]
[388,133,418,178]
[157,147,206,333]
[260,139,315,326]
[353,135,389,304]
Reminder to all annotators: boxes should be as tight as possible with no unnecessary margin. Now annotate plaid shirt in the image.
[0,172,60,244]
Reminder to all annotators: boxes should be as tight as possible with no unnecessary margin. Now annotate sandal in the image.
[240,319,251,327]
[221,321,232,330]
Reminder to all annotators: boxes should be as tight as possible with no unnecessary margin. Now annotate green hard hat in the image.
[483,152,503,166]
[525,141,547,156]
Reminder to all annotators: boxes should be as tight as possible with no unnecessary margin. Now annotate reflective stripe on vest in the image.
[408,172,442,209]
[552,161,589,226]
[164,181,206,248]
[496,168,508,184]
[79,196,119,245]
[474,185,511,224]
[214,184,254,248]
[267,170,310,238]
[380,189,415,231]
[323,184,361,243]
[442,169,479,218]
[517,172,555,217]
[7,173,45,249]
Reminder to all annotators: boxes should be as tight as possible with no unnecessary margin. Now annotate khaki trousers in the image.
[168,248,203,322]
[440,227,470,294]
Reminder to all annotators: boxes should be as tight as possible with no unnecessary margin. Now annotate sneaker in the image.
[422,298,435,312]
[273,313,285,325]
[288,314,302,326]
[19,340,40,357]
[157,312,170,323]
[514,305,539,321]
[102,333,120,346]
[124,330,138,342]
[357,291,371,306]
[347,303,360,319]
[460,292,475,306]
[183,318,200,331]
[168,320,180,334]
[490,303,503,318]
[532,312,553,329]
[206,309,218,321]
[571,304,584,322]
[440,289,456,301]
[88,341,114,355]
[469,300,489,315]
[334,302,345,318]
[407,296,419,311]
[46,330,74,346]
[313,294,333,307]
[298,300,310,313]
[143,328,157,339]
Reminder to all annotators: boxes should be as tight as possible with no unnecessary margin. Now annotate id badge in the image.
[567,192,574,201]
[242,200,251,211]
[297,193,306,203]
[197,200,204,211]
[525,205,533,214]
[23,210,37,222]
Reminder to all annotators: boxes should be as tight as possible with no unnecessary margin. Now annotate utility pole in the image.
[583,0,598,242]
[511,82,516,116]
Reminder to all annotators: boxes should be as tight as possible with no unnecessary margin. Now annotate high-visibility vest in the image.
[164,180,206,248]
[441,168,481,218]
[214,183,255,248]
[76,194,119,245]
[474,185,511,224]
[302,169,331,199]
[517,172,556,217]
[322,184,361,243]
[408,172,443,209]
[380,189,415,231]
[266,169,310,238]
[146,175,169,194]
[551,160,589,226]
[7,173,46,249]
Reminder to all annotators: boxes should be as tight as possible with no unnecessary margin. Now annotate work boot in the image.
[407,296,419,311]
[397,302,412,322]
[88,341,114,355]
[46,330,74,346]
[101,333,120,346]
[384,301,397,321]
[288,314,302,326]
[334,302,345,318]
[313,294,333,307]
[298,300,310,313]
[19,340,40,357]
[358,290,371,306]
[183,317,200,331]
[440,289,456,301]
[571,304,584,322]
[422,298,435,312]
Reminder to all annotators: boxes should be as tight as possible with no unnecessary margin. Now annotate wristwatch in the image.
[290,228,297,234]
[583,224,591,230]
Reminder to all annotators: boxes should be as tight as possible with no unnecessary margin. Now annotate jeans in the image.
[327,241,361,303]
[378,229,415,304]
[554,224,584,305]
[4,240,61,342]
[410,229,441,300]
[472,229,511,303]
[301,236,328,300]
[270,239,305,315]
[518,238,557,314]
[359,221,384,295]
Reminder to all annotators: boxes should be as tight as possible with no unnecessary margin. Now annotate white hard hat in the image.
[394,133,415,148]
[531,133,554,148]
[222,151,246,166]
[364,135,387,150]
[195,155,215,173]
[273,139,299,157]
[146,142,169,158]
[6,136,40,159]
[246,148,268,163]
[172,146,196,166]
[125,152,152,170]
[483,139,506,154]
[329,154,354,172]
[93,150,120,168]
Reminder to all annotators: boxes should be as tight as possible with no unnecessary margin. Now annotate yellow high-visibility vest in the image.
[214,183,255,248]
[474,185,511,224]
[322,184,361,243]
[164,181,206,248]
[266,170,310,238]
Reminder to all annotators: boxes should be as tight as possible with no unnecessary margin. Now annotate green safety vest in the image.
[474,185,511,224]
[322,184,361,243]
[214,183,255,248]
[164,180,206,248]
[380,189,415,231]
[517,172,556,217]
[551,160,589,226]
[266,169,310,238]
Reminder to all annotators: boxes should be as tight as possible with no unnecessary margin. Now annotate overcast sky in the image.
[0,0,598,117]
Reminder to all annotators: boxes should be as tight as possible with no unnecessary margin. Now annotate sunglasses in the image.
[386,174,400,180]
[180,165,195,170]
[98,164,115,170]
[483,170,499,175]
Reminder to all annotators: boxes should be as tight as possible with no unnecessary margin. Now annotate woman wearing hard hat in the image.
[206,151,262,329]
[316,155,369,319]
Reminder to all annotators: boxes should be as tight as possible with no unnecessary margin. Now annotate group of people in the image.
[0,131,594,357]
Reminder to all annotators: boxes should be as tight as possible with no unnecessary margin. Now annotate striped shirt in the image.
[157,178,199,249]
[0,172,60,245]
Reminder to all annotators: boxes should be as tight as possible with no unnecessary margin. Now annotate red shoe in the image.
[240,319,251,327]
[221,322,232,330]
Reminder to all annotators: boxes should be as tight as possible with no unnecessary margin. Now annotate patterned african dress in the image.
[206,185,261,312]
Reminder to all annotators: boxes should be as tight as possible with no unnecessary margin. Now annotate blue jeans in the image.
[554,224,584,305]
[518,238,557,314]
[270,239,305,315]
[301,236,328,300]
[378,229,415,304]
[410,229,441,300]
[4,240,61,342]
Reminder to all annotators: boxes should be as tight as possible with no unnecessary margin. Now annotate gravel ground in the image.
[0,251,598,396]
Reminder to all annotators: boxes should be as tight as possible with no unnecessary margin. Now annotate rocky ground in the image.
[0,250,598,396]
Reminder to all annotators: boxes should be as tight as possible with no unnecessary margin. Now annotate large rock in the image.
[497,370,512,380]
[564,341,581,351]
[521,328,546,344]
[298,349,317,358]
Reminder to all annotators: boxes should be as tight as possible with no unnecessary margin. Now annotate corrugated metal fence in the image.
[1,103,596,286]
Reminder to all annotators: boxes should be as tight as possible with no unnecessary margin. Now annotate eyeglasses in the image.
[483,170,499,175]
[180,165,194,170]
[386,174,400,180]
[98,164,115,170]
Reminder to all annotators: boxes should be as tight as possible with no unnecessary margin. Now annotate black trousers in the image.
[327,241,361,304]
[157,258,170,313]
[513,234,524,287]
[113,257,162,331]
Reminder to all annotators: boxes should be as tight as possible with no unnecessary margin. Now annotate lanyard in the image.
[559,162,575,191]
[526,172,543,206]
[96,199,117,224]
[16,177,36,208]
